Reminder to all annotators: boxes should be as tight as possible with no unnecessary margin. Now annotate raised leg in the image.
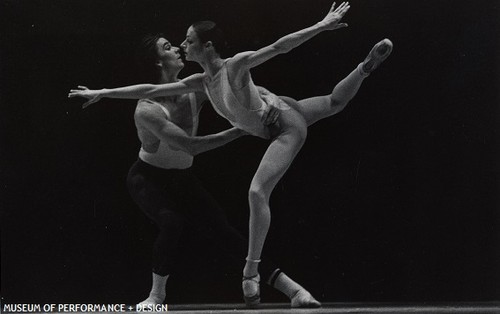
[282,38,393,126]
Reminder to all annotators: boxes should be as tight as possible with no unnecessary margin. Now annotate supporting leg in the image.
[243,110,307,306]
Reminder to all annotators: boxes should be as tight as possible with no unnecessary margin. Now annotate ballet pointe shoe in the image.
[362,38,393,73]
[242,274,261,307]
[290,289,321,308]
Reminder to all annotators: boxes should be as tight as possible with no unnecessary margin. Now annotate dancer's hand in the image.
[68,86,103,109]
[262,103,280,126]
[260,91,280,126]
[318,2,350,31]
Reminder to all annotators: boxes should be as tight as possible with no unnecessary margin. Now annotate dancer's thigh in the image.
[280,95,332,127]
[251,109,307,197]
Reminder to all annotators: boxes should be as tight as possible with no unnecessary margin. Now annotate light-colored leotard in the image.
[202,59,289,139]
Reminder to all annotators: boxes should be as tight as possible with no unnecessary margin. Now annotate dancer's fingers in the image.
[271,111,279,124]
[341,3,350,15]
[329,2,336,13]
[336,2,349,15]
[82,99,95,109]
[334,2,346,13]
[334,23,348,29]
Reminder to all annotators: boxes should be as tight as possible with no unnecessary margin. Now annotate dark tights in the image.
[126,159,277,280]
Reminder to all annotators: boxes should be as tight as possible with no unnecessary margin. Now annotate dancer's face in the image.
[181,26,204,62]
[155,38,184,70]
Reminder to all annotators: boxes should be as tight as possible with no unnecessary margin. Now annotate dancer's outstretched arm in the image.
[232,1,350,70]
[69,82,280,125]
[68,73,205,108]
[137,103,246,156]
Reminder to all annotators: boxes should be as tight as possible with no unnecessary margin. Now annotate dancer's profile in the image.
[69,1,393,306]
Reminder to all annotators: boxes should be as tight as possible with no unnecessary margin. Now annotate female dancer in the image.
[69,1,393,306]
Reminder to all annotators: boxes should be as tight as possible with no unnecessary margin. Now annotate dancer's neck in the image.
[155,70,180,103]
[158,70,180,84]
[200,55,225,78]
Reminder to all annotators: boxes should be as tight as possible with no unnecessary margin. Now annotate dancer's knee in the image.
[287,120,307,147]
[294,126,308,146]
[248,185,268,209]
[248,186,273,222]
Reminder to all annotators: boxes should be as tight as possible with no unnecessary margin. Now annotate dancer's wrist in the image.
[315,21,329,31]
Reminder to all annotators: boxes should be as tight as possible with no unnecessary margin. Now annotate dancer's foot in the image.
[137,292,165,306]
[242,274,261,307]
[290,289,321,308]
[268,271,321,308]
[362,38,393,74]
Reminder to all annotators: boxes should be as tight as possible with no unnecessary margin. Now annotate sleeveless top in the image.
[138,93,198,169]
[202,60,273,139]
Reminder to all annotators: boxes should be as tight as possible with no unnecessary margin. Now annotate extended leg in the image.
[282,38,393,126]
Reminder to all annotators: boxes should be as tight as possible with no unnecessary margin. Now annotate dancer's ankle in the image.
[141,273,168,306]
[243,257,260,277]
[271,272,304,299]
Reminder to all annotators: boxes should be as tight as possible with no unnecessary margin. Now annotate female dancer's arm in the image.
[231,1,350,70]
[137,103,246,156]
[68,73,205,108]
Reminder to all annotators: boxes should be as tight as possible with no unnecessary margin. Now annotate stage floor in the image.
[164,302,499,313]
[10,302,500,314]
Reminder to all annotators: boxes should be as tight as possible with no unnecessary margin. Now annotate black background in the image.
[1,0,499,305]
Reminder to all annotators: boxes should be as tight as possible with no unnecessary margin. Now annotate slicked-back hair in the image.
[136,33,164,83]
[191,21,228,57]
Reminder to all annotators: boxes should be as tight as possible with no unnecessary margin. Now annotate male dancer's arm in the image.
[231,1,350,70]
[137,103,245,156]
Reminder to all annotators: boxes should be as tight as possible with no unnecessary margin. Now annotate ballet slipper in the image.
[242,274,261,307]
[290,289,321,308]
[362,38,393,73]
